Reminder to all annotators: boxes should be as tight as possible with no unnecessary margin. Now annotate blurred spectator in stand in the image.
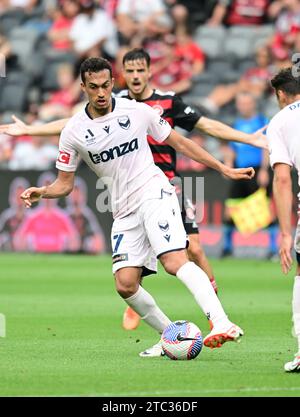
[8,132,58,170]
[0,177,29,251]
[166,0,217,29]
[66,177,106,254]
[268,0,300,61]
[114,1,173,87]
[69,0,118,59]
[150,33,193,94]
[220,92,278,258]
[208,0,272,26]
[22,1,54,35]
[5,0,40,12]
[99,0,119,19]
[174,26,206,78]
[39,63,81,120]
[0,32,12,60]
[197,45,274,114]
[0,29,17,70]
[48,0,80,51]
[0,133,13,168]
[116,0,172,47]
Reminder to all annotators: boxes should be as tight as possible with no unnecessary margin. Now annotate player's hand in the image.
[0,115,29,136]
[20,187,44,208]
[279,234,293,274]
[223,166,255,180]
[251,125,268,149]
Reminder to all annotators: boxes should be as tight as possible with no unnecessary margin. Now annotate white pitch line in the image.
[70,386,300,397]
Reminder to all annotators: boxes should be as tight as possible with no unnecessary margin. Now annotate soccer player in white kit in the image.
[20,58,254,356]
[267,67,300,372]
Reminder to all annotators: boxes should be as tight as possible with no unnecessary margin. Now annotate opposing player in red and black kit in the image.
[118,48,267,331]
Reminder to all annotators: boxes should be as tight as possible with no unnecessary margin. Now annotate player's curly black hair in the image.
[271,67,300,96]
[80,57,113,84]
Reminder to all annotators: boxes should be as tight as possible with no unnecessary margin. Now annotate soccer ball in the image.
[161,320,203,360]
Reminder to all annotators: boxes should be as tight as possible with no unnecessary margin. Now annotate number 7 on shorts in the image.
[112,233,124,254]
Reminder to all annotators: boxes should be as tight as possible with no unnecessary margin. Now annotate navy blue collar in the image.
[85,97,116,120]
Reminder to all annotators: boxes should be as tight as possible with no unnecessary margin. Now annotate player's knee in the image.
[115,282,137,299]
[160,256,186,276]
[114,276,138,299]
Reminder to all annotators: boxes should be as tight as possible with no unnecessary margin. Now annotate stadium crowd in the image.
[0,0,300,170]
[0,0,299,171]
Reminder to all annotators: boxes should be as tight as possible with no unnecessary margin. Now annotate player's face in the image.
[123,59,151,98]
[81,70,114,114]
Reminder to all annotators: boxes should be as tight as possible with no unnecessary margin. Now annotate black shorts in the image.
[171,175,199,236]
[181,206,199,235]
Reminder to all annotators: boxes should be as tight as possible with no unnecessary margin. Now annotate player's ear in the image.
[277,90,284,100]
[277,89,287,108]
[80,82,86,93]
[111,77,115,89]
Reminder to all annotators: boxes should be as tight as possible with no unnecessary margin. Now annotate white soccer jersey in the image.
[56,97,173,218]
[267,99,300,201]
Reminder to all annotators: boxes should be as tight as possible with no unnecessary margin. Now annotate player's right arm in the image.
[0,115,69,136]
[144,102,254,180]
[165,129,254,180]
[196,116,268,149]
[20,170,75,208]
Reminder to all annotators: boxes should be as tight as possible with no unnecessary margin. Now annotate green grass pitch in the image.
[0,253,299,397]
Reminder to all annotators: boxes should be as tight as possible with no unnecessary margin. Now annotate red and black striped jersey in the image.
[116,89,202,179]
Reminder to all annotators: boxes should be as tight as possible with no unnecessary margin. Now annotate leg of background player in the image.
[187,233,218,294]
[284,260,300,372]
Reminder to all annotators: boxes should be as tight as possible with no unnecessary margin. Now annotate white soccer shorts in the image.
[111,190,188,275]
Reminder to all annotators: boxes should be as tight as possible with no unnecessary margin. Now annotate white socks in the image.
[293,276,300,351]
[124,286,171,333]
[176,261,229,328]
[124,261,231,335]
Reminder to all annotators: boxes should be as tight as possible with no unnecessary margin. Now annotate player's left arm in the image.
[195,116,268,149]
[20,170,75,208]
[165,129,255,180]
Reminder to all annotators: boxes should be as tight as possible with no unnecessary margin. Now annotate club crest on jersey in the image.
[152,104,164,116]
[158,220,169,232]
[88,138,138,164]
[118,116,130,130]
